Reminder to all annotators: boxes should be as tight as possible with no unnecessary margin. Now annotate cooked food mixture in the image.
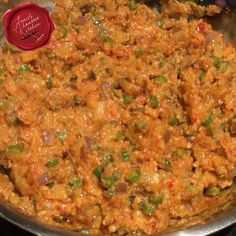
[1,0,236,234]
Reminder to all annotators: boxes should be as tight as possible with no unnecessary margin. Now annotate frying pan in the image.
[0,0,236,235]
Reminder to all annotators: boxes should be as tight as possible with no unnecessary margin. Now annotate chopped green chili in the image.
[202,116,213,127]
[134,121,148,131]
[93,18,101,25]
[219,61,230,72]
[168,116,179,126]
[177,66,182,79]
[45,159,59,168]
[115,131,125,142]
[93,166,104,179]
[53,216,67,224]
[10,116,21,126]
[101,175,118,189]
[90,5,96,14]
[159,61,165,68]
[128,0,137,10]
[141,203,154,216]
[68,177,82,188]
[149,95,159,109]
[211,56,221,68]
[70,75,77,82]
[164,159,172,171]
[127,169,141,184]
[47,52,56,59]
[123,95,133,105]
[72,24,80,32]
[103,152,113,164]
[46,77,53,89]
[45,182,54,188]
[157,19,164,28]
[120,150,130,161]
[59,27,67,38]
[154,75,167,86]
[199,71,206,81]
[81,4,96,15]
[175,148,187,158]
[134,48,144,58]
[149,193,164,205]
[19,64,31,73]
[205,187,221,196]
[73,96,80,106]
[8,144,24,154]
[102,36,114,44]
[212,107,224,118]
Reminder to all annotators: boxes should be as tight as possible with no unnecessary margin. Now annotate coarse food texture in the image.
[0,0,236,234]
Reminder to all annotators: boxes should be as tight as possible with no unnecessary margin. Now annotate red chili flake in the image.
[108,16,116,21]
[166,179,174,189]
[197,22,207,32]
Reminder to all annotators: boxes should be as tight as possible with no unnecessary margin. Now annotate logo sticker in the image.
[3,2,55,51]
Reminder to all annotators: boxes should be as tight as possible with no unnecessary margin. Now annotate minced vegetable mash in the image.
[0,0,236,234]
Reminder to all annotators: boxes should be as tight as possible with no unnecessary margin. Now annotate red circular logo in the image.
[3,2,55,51]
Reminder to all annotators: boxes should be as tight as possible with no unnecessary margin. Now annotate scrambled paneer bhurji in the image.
[0,0,236,234]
